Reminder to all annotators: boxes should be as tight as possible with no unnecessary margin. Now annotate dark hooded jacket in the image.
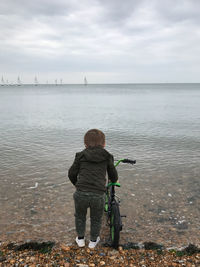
[68,146,118,194]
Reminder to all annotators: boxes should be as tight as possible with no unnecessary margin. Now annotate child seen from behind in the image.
[68,129,118,248]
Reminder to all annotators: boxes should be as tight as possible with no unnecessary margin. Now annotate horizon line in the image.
[1,82,200,86]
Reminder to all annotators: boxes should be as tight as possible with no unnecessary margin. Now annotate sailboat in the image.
[1,76,5,86]
[84,77,88,86]
[34,76,39,86]
[17,76,21,86]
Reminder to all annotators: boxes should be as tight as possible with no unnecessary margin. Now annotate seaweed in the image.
[122,242,140,250]
[144,242,164,251]
[182,244,200,255]
[169,244,200,256]
[8,241,55,254]
[0,250,6,262]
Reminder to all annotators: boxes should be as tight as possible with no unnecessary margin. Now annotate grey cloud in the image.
[97,0,142,23]
[153,0,200,24]
[0,0,200,83]
[0,0,74,16]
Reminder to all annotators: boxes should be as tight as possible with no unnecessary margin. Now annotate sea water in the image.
[0,83,199,246]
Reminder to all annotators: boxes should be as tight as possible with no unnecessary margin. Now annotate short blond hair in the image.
[84,129,105,148]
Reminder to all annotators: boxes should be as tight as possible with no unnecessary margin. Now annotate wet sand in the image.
[1,166,199,248]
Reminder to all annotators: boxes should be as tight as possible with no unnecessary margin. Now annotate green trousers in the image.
[73,190,105,241]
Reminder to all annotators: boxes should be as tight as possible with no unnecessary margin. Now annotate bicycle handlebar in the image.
[114,158,136,167]
[121,159,136,164]
[108,158,136,187]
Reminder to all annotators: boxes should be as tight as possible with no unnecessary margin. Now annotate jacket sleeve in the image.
[68,153,80,185]
[107,155,118,183]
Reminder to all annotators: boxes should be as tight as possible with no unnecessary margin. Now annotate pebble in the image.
[99,252,106,256]
[108,250,119,256]
[30,256,36,262]
[100,261,106,265]
[61,244,71,252]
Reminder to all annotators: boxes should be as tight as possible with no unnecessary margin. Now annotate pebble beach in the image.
[0,241,200,267]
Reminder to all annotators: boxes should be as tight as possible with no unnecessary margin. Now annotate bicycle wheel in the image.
[110,202,121,248]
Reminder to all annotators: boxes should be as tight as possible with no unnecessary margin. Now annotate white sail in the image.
[34,76,38,86]
[1,76,5,86]
[84,77,88,86]
[17,76,21,86]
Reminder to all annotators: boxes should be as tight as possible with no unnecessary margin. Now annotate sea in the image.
[0,83,199,247]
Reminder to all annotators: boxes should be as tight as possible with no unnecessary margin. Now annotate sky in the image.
[0,0,200,84]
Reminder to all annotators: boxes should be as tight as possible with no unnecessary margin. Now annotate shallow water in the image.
[0,83,200,246]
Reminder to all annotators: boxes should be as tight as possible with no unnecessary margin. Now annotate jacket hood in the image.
[81,146,110,163]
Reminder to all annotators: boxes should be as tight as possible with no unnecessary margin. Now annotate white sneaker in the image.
[88,236,100,249]
[75,237,85,247]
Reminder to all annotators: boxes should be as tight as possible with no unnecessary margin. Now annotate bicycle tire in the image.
[110,202,121,249]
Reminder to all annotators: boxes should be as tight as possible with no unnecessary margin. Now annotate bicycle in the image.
[104,158,136,249]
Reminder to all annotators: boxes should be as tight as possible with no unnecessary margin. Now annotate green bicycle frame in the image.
[106,159,125,188]
[104,159,124,211]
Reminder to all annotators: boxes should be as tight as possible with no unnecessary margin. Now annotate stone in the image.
[0,256,6,263]
[30,256,36,262]
[10,259,16,264]
[61,244,71,252]
[99,252,106,256]
[108,250,118,256]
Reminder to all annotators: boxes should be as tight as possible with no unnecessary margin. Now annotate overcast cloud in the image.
[0,0,200,83]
